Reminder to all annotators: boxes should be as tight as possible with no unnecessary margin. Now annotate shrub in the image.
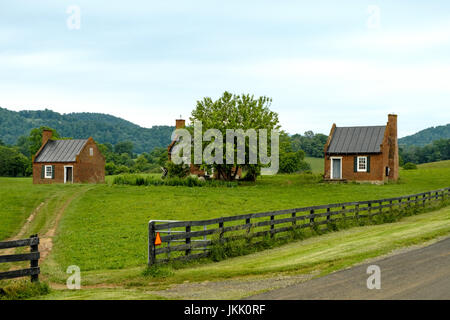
[165,161,190,179]
[0,280,50,300]
[105,162,117,175]
[113,174,237,188]
[403,162,418,170]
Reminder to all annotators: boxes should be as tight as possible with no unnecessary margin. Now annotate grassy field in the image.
[40,204,450,300]
[1,160,450,299]
[0,178,86,241]
[305,157,324,173]
[47,161,450,272]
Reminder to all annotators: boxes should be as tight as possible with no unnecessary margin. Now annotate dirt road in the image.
[248,237,450,300]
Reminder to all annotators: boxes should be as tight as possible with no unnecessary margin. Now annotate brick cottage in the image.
[323,114,399,183]
[167,118,242,179]
[32,130,105,184]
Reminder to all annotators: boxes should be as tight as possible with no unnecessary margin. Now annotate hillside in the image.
[399,124,450,146]
[0,107,174,153]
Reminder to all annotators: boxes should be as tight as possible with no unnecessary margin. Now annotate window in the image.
[89,147,94,156]
[45,165,53,179]
[357,156,367,172]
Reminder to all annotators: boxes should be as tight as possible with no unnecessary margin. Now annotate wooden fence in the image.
[0,235,40,282]
[148,187,450,265]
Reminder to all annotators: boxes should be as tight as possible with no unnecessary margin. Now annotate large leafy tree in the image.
[278,132,311,173]
[189,91,280,181]
[28,126,61,157]
[0,146,30,176]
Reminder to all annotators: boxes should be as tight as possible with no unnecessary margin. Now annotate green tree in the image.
[105,162,117,175]
[133,154,151,172]
[0,146,29,176]
[15,135,31,157]
[114,141,134,157]
[146,147,168,167]
[189,91,280,181]
[28,127,60,156]
[278,132,311,173]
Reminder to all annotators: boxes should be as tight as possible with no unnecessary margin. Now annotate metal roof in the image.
[326,126,386,154]
[34,139,88,163]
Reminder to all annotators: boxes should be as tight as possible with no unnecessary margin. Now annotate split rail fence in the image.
[0,234,40,282]
[148,187,449,265]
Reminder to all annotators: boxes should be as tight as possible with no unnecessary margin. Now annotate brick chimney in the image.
[176,119,185,129]
[42,130,53,145]
[387,114,399,181]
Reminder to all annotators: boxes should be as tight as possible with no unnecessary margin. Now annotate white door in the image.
[332,159,341,179]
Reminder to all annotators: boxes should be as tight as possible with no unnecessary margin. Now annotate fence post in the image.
[326,207,331,221]
[292,212,296,226]
[185,225,191,256]
[30,234,39,282]
[148,221,156,266]
[246,217,251,234]
[270,215,275,238]
[309,210,315,225]
[219,219,224,242]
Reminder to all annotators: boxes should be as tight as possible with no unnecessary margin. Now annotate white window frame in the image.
[89,147,94,156]
[64,165,74,184]
[330,156,342,179]
[44,165,53,179]
[357,156,368,172]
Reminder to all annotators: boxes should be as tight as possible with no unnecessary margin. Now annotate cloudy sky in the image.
[1,1,449,137]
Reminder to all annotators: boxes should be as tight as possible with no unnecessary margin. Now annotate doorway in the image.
[65,166,73,184]
[331,158,342,180]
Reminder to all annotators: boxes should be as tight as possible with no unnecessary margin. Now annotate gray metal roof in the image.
[326,126,386,154]
[34,139,88,162]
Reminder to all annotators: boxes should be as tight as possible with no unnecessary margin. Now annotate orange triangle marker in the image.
[154,232,162,246]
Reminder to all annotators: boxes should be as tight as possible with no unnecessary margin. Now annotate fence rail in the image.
[0,235,40,282]
[148,187,450,265]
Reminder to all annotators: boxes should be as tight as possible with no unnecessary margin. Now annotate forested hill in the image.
[0,107,174,153]
[399,124,450,147]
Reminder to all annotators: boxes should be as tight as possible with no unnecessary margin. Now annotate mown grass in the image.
[305,157,324,173]
[144,205,450,285]
[0,178,83,241]
[49,162,450,273]
[42,204,450,300]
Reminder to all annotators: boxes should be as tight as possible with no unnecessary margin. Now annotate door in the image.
[66,167,73,184]
[332,158,341,179]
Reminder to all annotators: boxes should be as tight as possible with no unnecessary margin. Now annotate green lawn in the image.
[49,161,450,272]
[0,178,84,241]
[42,204,450,299]
[305,157,324,173]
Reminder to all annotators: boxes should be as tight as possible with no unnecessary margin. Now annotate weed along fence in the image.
[0,235,40,282]
[148,187,450,265]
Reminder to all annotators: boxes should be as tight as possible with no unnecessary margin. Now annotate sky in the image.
[1,1,449,137]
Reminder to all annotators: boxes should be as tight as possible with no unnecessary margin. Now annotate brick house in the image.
[323,114,399,183]
[32,130,105,184]
[167,119,242,179]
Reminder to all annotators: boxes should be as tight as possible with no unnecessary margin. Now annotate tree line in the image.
[399,138,450,165]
